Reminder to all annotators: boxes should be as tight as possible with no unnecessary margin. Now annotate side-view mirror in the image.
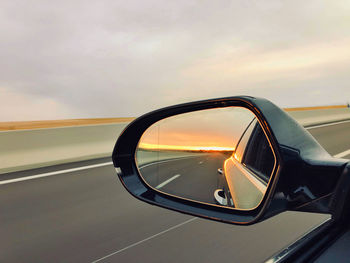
[112,96,350,225]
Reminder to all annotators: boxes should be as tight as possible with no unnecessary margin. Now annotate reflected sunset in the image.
[138,106,256,153]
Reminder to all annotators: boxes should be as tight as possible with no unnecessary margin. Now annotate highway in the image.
[0,121,349,262]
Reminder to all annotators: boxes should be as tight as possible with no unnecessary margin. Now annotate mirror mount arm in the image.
[288,159,348,216]
[265,144,348,217]
[329,163,350,224]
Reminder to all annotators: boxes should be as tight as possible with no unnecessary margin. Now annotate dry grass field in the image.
[0,105,347,131]
[284,105,347,112]
[0,118,135,131]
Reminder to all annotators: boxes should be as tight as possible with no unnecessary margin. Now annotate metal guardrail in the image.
[0,106,349,174]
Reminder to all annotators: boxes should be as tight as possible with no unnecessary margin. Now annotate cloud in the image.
[0,87,85,121]
[0,0,349,120]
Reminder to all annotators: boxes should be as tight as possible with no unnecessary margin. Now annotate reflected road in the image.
[140,153,227,204]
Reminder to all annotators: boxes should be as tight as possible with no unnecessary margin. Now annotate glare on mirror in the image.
[136,107,276,210]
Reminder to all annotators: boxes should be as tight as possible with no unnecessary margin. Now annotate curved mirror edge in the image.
[135,106,277,211]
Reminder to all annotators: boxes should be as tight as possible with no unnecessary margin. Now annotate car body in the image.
[112,96,350,262]
[216,117,274,209]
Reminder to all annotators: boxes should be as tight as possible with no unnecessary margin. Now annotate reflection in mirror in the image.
[136,107,276,210]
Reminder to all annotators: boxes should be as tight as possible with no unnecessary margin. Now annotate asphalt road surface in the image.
[1,121,350,263]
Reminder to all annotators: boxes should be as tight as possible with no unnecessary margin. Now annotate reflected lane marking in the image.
[139,156,199,169]
[334,149,350,159]
[156,174,181,189]
[91,217,197,263]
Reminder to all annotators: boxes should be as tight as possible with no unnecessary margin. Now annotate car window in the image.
[242,123,275,182]
[234,118,257,162]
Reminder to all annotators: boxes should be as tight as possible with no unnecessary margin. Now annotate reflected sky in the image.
[139,107,255,151]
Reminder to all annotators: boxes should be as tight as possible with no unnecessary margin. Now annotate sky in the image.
[1,0,350,121]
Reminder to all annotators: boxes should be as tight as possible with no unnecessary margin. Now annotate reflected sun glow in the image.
[139,142,235,152]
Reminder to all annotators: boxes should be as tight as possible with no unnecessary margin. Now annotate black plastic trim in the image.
[112,96,349,225]
[113,96,282,224]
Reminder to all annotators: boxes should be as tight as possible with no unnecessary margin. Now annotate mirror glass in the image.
[136,107,276,210]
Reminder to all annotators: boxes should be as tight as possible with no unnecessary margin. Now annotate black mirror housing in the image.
[112,96,349,225]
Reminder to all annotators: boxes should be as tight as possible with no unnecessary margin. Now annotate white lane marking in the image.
[199,161,203,164]
[334,149,350,158]
[0,162,113,185]
[1,116,349,187]
[91,217,197,263]
[156,174,181,189]
[0,155,199,186]
[306,119,350,130]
